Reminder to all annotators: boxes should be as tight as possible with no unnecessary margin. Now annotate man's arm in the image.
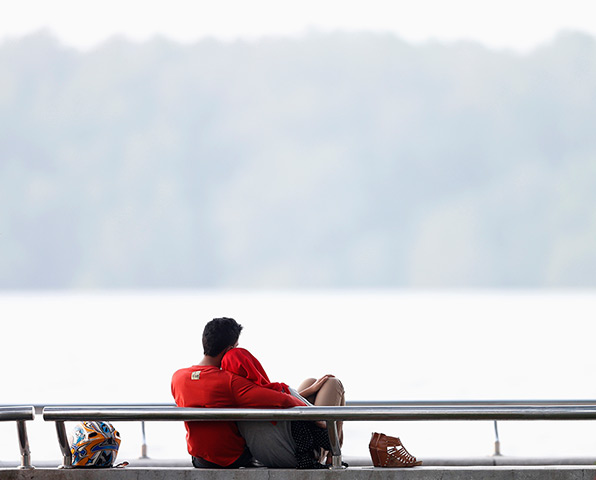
[230,374,306,408]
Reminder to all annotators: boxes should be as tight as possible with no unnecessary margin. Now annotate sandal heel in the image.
[368,433,381,466]
[369,432,422,468]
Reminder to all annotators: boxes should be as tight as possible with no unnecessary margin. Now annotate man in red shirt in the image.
[171,317,305,468]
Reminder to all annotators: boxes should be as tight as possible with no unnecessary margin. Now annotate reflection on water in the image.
[1,289,596,460]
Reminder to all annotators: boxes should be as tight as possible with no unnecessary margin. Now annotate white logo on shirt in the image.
[191,371,201,380]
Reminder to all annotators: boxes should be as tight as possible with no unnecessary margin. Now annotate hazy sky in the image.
[2,0,596,51]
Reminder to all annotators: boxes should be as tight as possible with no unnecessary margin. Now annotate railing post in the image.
[140,421,149,458]
[493,420,502,456]
[326,420,343,469]
[16,420,34,469]
[55,421,72,468]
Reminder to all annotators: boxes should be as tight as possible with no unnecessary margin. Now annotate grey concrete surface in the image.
[3,456,596,469]
[2,466,596,480]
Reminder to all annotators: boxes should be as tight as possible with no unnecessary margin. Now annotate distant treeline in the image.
[1,30,596,288]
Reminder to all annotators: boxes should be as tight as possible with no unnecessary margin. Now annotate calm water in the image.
[2,289,596,462]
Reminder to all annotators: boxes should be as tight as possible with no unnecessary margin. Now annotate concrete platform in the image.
[2,466,596,480]
[4,455,596,469]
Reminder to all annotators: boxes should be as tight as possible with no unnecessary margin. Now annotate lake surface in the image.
[2,289,596,462]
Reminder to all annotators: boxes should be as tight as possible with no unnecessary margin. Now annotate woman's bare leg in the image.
[298,377,345,448]
[313,377,345,447]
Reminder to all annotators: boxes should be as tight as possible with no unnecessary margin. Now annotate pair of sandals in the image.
[369,432,422,468]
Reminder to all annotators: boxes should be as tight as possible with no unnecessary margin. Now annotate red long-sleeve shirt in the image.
[221,347,291,393]
[171,365,304,466]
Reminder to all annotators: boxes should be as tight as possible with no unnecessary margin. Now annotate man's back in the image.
[172,365,247,466]
[171,364,304,466]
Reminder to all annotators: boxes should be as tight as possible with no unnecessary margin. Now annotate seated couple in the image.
[171,317,346,469]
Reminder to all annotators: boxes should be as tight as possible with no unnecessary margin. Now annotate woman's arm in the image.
[231,374,307,408]
[298,374,335,398]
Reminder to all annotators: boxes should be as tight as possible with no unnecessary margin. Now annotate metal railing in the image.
[42,403,596,469]
[0,406,35,469]
[2,400,595,469]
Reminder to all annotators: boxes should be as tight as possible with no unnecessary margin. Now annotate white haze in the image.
[2,0,596,52]
[1,290,596,462]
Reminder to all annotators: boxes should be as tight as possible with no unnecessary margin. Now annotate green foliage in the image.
[1,30,595,288]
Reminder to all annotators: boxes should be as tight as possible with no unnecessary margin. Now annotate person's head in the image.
[202,317,243,357]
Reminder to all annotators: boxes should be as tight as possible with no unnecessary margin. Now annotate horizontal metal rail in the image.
[0,406,35,469]
[8,399,596,414]
[42,405,596,422]
[347,400,596,407]
[43,404,596,469]
[27,403,179,415]
[0,406,35,422]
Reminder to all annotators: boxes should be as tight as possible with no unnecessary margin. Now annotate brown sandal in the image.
[369,432,422,467]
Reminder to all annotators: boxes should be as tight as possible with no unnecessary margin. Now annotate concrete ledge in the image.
[3,456,596,469]
[2,466,596,480]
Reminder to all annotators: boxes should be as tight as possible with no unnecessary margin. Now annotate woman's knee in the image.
[315,376,345,406]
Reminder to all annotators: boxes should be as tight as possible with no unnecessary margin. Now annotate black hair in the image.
[202,317,243,357]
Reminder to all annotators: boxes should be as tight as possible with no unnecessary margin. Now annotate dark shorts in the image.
[192,447,254,469]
